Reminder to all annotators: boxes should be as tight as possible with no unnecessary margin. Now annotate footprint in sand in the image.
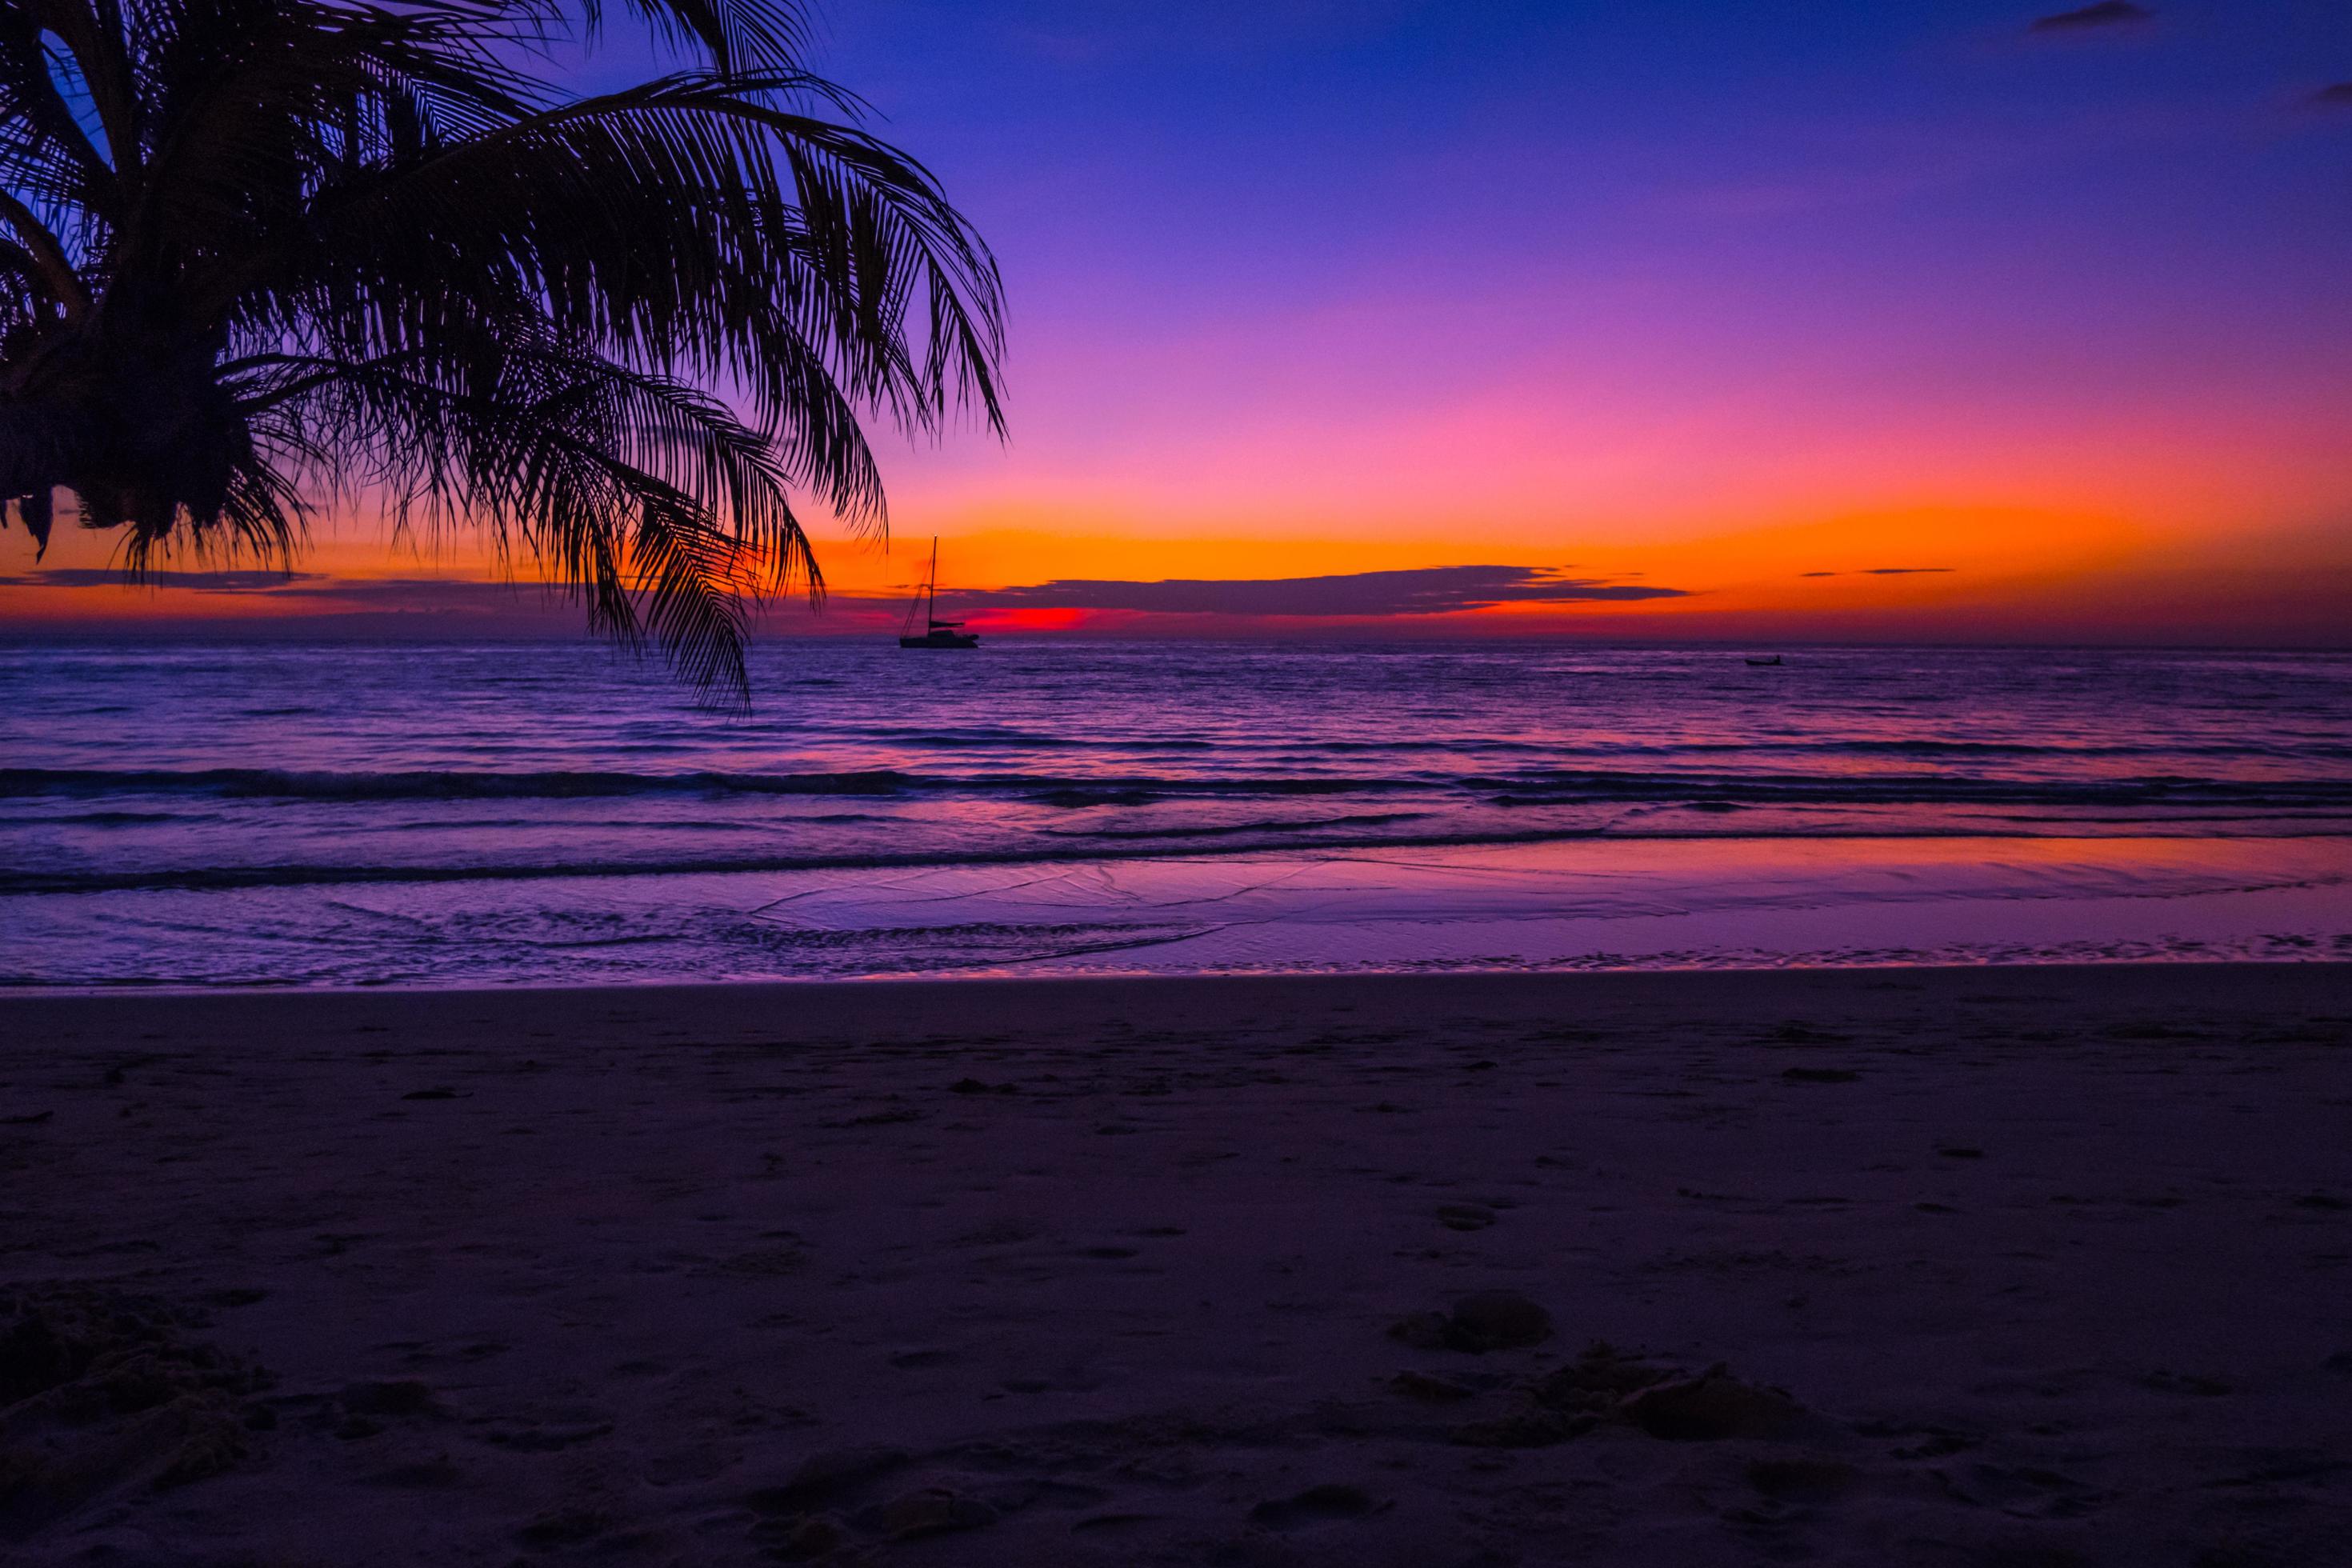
[1746,1456,1858,1500]
[862,1488,997,1540]
[1250,1483,1381,1531]
[1390,1290,1551,1352]
[1621,1366,1807,1441]
[516,1509,611,1547]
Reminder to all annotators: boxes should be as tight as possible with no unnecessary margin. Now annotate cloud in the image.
[2029,2,2153,32]
[0,568,327,592]
[0,568,598,626]
[262,577,549,606]
[5,564,1690,632]
[2316,83,2352,108]
[1802,567,1955,578]
[0,568,626,639]
[0,569,587,609]
[939,565,1688,618]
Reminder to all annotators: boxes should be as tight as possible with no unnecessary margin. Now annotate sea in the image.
[5,640,2351,988]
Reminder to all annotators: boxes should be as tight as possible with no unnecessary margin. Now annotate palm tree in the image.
[0,0,1003,704]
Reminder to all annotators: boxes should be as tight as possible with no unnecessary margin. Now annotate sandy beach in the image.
[5,966,2351,1565]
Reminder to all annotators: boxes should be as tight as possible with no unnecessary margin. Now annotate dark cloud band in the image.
[938,566,1688,618]
[0,569,326,592]
[2030,2,2154,33]
[6,564,1690,626]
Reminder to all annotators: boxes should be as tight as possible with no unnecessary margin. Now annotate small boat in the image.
[1745,655,1783,666]
[898,538,979,650]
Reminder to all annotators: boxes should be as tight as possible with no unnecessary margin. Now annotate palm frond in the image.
[0,0,1004,705]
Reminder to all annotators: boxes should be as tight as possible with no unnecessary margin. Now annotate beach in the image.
[6,965,2350,1564]
[9,2,2352,1564]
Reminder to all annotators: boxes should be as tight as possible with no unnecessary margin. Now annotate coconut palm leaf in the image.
[0,0,1003,706]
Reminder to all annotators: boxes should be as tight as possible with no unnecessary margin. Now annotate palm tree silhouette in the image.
[0,0,1003,703]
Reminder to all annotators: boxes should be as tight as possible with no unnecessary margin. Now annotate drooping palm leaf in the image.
[0,0,1003,705]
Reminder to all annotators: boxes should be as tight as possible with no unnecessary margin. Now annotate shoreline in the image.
[12,831,2352,990]
[6,951,2351,1006]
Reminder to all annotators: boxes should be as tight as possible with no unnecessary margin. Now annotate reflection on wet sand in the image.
[10,834,2348,987]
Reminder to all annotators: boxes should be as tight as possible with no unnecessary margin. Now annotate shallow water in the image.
[5,639,2350,985]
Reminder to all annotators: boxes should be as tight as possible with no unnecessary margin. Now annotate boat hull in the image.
[900,632,980,649]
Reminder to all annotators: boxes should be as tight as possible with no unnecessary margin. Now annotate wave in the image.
[1471,774,2352,809]
[10,764,2352,811]
[1037,810,1434,841]
[7,822,2350,897]
[0,766,928,800]
[1292,736,2352,762]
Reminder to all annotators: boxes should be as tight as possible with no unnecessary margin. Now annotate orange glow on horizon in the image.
[3,458,2346,644]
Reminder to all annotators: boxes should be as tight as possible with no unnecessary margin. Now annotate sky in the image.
[6,0,2352,641]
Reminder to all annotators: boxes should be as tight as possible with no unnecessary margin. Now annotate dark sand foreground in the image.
[5,966,2351,1566]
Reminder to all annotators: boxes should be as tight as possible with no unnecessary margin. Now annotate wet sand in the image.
[4,966,2351,1565]
[18,833,2351,986]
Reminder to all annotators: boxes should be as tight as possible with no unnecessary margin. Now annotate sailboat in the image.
[898,538,980,649]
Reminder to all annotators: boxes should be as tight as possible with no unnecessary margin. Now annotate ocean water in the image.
[4,640,2350,986]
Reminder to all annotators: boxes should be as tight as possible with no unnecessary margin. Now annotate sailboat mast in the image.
[927,538,938,626]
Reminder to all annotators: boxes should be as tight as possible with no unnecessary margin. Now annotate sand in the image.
[3,966,2350,1565]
